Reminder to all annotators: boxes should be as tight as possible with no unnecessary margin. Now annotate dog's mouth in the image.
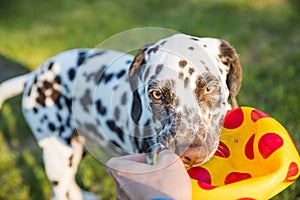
[154,128,220,168]
[178,141,219,168]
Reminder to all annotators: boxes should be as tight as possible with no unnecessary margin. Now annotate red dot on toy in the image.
[223,108,244,129]
[188,167,212,184]
[188,167,217,190]
[258,133,284,159]
[214,141,230,158]
[224,172,252,185]
[238,198,256,200]
[245,134,255,160]
[197,181,217,190]
[286,162,299,181]
[250,109,270,122]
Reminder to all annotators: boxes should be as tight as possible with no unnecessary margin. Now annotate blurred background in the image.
[0,0,299,199]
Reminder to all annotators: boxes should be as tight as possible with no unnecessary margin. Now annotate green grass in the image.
[0,0,299,199]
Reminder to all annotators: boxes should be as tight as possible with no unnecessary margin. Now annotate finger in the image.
[106,154,146,171]
[151,149,184,171]
[117,154,147,163]
[156,149,180,165]
[106,156,153,174]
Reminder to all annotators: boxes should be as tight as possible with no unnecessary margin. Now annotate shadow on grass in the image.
[0,55,28,81]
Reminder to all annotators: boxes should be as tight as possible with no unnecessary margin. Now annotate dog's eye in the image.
[149,89,163,100]
[205,85,217,94]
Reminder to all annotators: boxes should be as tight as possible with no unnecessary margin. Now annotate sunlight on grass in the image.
[21,150,51,199]
[77,155,115,200]
[0,133,29,199]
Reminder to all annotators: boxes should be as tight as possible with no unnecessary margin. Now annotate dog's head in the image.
[129,34,242,167]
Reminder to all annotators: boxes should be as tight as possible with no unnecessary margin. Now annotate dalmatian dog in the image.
[0,33,242,200]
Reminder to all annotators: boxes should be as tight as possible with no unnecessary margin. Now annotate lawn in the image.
[0,0,299,199]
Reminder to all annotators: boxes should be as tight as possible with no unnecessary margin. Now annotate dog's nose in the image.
[180,145,207,167]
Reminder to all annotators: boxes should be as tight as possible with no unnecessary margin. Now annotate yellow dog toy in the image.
[187,107,299,199]
[154,107,299,199]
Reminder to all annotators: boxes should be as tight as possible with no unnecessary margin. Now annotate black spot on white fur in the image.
[80,89,92,112]
[131,90,142,124]
[48,62,54,70]
[77,52,87,66]
[48,122,56,132]
[114,106,120,121]
[68,68,76,81]
[117,69,126,78]
[96,99,107,115]
[155,64,163,74]
[106,120,124,142]
[190,37,199,41]
[121,92,127,105]
[52,181,59,186]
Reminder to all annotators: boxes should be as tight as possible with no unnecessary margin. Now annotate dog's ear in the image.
[128,44,152,89]
[219,40,242,109]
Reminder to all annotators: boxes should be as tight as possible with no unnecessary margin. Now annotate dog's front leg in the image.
[39,136,84,200]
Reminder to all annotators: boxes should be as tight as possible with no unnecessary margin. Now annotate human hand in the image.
[106,150,192,200]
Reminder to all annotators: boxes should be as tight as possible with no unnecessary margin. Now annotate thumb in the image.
[155,149,182,167]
